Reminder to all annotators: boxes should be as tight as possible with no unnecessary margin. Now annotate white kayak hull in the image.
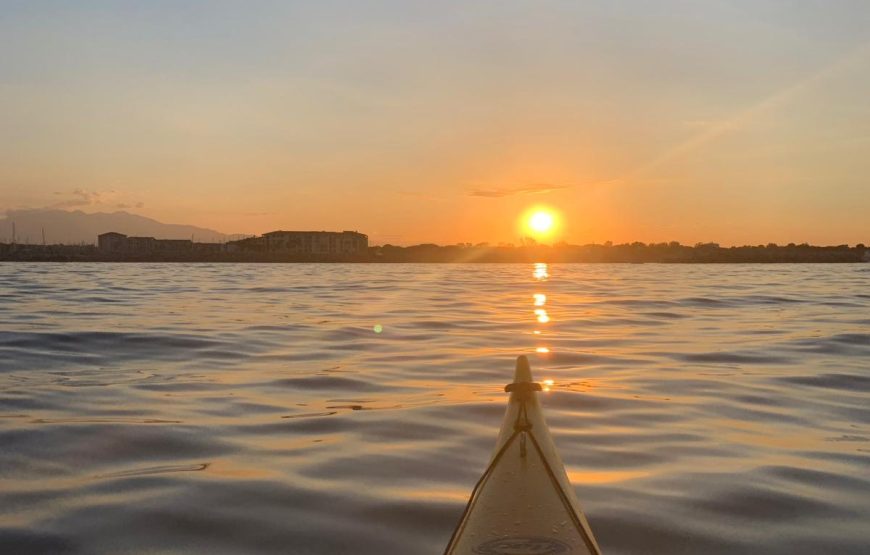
[444,356,601,555]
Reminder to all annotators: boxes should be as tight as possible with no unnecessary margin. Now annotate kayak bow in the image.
[444,356,602,555]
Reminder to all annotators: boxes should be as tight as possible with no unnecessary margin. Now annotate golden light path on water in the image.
[532,262,554,391]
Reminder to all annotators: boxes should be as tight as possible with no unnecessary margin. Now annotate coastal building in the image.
[225,236,265,253]
[96,230,367,257]
[226,230,368,255]
[156,239,194,253]
[193,242,223,254]
[127,236,157,252]
[97,232,200,254]
[261,230,368,255]
[97,232,128,252]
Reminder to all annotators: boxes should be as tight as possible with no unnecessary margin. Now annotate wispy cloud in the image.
[468,183,567,198]
[114,202,145,210]
[51,189,144,211]
[52,188,106,208]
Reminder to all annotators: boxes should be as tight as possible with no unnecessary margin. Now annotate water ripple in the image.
[0,262,868,554]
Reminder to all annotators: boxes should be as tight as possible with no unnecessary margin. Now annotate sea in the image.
[1,262,868,554]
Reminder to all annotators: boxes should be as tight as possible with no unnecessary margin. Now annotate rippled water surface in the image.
[1,262,868,554]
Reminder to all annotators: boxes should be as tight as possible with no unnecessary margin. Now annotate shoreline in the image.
[0,258,866,264]
[2,243,866,264]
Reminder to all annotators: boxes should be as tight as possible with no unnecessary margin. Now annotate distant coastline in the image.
[2,213,866,263]
[1,239,867,263]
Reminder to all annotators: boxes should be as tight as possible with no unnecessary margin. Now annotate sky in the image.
[1,0,869,245]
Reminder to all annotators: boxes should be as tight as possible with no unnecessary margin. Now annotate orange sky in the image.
[1,2,868,245]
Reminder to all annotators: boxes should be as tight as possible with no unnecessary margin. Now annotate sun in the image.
[522,207,560,240]
[529,211,554,234]
[519,206,561,241]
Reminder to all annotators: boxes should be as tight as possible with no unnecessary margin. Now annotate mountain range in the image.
[0,209,228,245]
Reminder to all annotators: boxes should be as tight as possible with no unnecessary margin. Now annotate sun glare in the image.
[522,208,559,240]
[529,211,554,233]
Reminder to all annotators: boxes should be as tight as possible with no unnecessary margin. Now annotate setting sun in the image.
[522,208,560,240]
[529,211,554,233]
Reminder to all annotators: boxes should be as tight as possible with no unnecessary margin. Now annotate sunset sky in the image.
[1,1,868,245]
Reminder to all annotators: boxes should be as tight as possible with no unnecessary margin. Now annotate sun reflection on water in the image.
[531,262,552,361]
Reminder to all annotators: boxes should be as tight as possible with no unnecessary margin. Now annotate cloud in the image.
[51,188,105,208]
[469,183,568,198]
[50,189,144,211]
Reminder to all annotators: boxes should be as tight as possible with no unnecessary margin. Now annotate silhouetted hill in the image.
[0,209,227,244]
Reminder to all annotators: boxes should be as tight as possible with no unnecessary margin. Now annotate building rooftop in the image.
[262,230,366,236]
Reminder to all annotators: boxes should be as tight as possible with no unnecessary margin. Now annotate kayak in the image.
[444,356,602,555]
